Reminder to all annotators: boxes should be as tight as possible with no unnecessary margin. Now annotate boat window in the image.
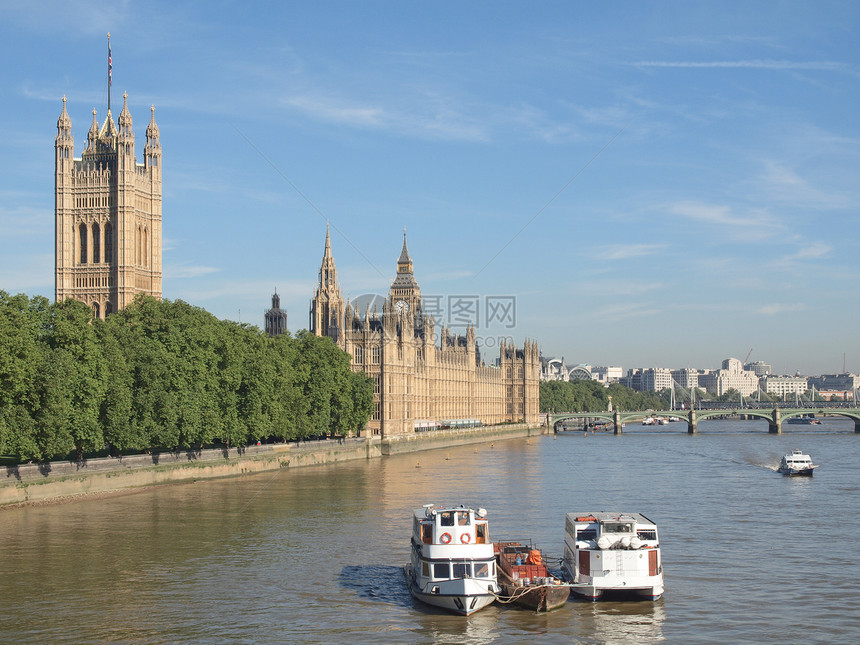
[476,522,487,544]
[474,562,490,578]
[422,562,430,577]
[421,523,433,544]
[440,512,454,527]
[577,529,597,541]
[433,563,450,579]
[457,511,470,526]
[603,522,633,534]
[453,562,470,579]
[637,529,657,541]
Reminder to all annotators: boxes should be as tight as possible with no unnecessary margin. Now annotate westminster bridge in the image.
[548,404,860,434]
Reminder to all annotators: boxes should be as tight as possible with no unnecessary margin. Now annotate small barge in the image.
[494,541,570,611]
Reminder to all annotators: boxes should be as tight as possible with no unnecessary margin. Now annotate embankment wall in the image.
[1,423,541,507]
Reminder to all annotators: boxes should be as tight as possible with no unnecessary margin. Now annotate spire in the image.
[87,109,99,151]
[318,223,338,289]
[118,92,133,140]
[57,96,72,132]
[146,105,160,141]
[56,96,73,149]
[398,227,411,266]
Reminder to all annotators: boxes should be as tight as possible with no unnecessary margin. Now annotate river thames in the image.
[2,417,859,643]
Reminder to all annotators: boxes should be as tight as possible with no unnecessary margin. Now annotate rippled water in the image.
[2,417,859,643]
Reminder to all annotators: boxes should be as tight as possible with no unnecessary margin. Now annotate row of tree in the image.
[0,292,373,463]
[539,379,671,413]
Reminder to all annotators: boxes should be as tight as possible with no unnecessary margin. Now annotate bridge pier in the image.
[687,410,697,434]
[769,408,782,434]
[855,420,860,434]
[613,410,622,434]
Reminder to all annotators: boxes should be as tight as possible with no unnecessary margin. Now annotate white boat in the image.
[406,504,498,615]
[778,450,819,476]
[562,512,664,601]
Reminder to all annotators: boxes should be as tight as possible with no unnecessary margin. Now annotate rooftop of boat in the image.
[566,512,657,526]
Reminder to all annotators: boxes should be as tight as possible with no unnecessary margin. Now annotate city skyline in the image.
[2,1,859,376]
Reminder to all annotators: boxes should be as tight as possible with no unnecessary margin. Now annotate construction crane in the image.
[744,348,753,364]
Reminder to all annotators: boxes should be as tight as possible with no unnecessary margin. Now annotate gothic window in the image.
[355,346,363,364]
[372,345,380,363]
[92,302,100,319]
[143,226,148,267]
[518,367,524,379]
[104,224,113,264]
[92,223,101,263]
[79,223,88,264]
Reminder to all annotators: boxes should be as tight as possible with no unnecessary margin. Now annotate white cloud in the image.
[164,264,220,279]
[666,201,782,240]
[757,303,806,316]
[598,243,667,260]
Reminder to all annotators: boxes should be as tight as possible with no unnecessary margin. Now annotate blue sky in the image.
[1,1,858,376]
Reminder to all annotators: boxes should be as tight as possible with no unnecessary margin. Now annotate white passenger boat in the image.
[406,504,498,615]
[778,450,818,476]
[562,512,664,601]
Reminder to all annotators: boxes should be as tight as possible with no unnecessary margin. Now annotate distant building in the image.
[592,366,623,384]
[807,373,860,393]
[745,361,772,377]
[540,357,569,381]
[698,358,760,397]
[761,375,808,399]
[264,291,288,337]
[624,367,672,392]
[671,368,699,390]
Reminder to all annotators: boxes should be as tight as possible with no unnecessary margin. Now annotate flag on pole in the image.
[108,37,112,87]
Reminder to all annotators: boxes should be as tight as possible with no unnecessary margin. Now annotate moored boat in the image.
[494,541,570,611]
[406,504,498,615]
[562,512,664,601]
[778,450,819,476]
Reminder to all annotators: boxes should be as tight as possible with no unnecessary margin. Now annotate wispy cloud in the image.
[772,242,832,265]
[759,161,850,209]
[165,264,220,279]
[598,243,667,260]
[633,59,846,71]
[757,303,806,316]
[280,91,490,142]
[666,201,782,239]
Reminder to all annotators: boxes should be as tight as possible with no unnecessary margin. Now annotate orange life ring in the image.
[460,533,471,544]
[440,532,452,544]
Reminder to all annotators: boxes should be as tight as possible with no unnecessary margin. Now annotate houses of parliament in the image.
[309,227,540,436]
[53,71,539,438]
[54,92,162,318]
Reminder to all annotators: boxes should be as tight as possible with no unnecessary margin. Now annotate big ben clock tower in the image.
[389,230,422,316]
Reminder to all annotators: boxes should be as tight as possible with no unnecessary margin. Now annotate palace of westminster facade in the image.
[54,86,539,437]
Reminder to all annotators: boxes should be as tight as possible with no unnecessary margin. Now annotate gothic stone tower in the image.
[308,224,343,340]
[55,93,162,318]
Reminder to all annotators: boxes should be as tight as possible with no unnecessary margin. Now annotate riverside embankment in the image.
[1,422,541,507]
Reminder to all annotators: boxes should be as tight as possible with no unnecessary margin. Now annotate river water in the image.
[2,417,859,644]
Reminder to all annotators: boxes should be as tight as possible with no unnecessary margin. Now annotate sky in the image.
[1,1,858,376]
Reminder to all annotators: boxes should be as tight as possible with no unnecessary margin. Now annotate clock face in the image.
[394,299,409,314]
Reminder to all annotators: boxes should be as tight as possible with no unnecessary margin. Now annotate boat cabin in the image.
[413,504,490,547]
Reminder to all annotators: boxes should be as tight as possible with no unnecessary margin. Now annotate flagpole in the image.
[107,32,112,113]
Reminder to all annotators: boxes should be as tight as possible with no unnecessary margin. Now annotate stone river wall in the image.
[1,423,542,507]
